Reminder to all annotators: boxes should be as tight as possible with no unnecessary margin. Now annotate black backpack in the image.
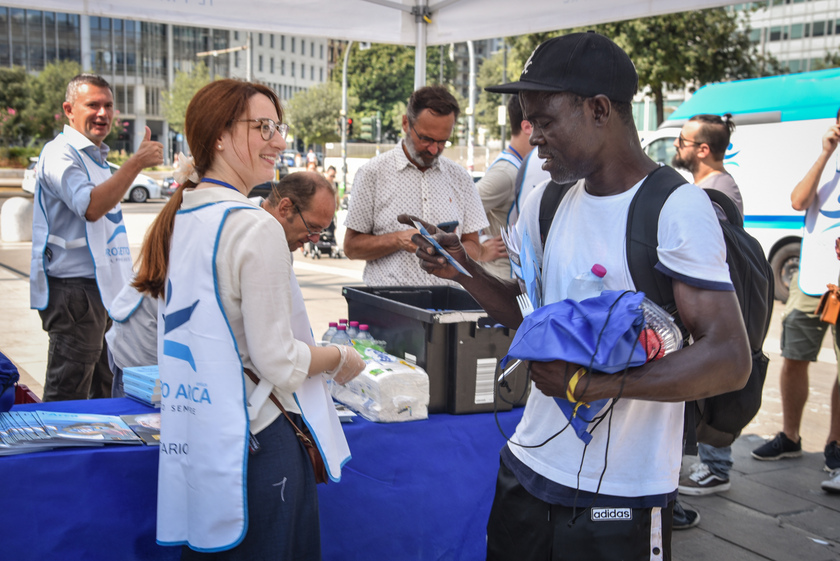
[539,166,773,448]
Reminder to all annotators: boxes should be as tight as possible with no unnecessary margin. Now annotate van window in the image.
[644,137,677,166]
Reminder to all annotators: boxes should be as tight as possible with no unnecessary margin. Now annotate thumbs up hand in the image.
[133,126,164,169]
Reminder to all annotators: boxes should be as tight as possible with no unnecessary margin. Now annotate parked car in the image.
[108,162,161,203]
[161,176,178,198]
[21,158,160,203]
[281,150,300,168]
[250,161,290,199]
[21,157,37,194]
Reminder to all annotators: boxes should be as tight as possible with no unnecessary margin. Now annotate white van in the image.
[641,68,840,302]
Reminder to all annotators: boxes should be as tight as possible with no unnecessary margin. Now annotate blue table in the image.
[3,398,523,561]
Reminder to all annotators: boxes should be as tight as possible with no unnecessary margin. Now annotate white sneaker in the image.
[678,462,731,496]
[821,468,840,493]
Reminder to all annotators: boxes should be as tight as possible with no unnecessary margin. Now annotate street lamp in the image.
[197,32,251,81]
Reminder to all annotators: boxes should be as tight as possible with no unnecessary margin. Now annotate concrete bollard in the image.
[1,197,33,242]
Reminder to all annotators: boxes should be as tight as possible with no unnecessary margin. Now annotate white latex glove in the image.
[325,344,365,385]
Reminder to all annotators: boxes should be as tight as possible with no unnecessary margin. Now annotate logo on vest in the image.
[105,245,131,258]
[104,212,131,262]
[159,441,189,455]
[106,224,126,244]
[591,508,633,522]
[161,381,212,405]
[162,281,200,371]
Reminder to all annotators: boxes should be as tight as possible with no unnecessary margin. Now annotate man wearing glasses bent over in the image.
[343,85,488,286]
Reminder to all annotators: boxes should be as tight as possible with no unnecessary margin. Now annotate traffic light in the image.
[347,117,354,137]
[360,115,375,142]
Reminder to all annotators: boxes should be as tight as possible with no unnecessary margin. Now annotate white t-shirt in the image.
[510,175,731,498]
[799,153,840,296]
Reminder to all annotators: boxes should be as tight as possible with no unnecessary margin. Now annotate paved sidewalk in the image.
[674,438,840,560]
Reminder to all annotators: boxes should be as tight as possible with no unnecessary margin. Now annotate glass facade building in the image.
[0,5,327,159]
[741,0,840,73]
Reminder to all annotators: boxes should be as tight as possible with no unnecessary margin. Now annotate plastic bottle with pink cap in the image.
[567,264,607,302]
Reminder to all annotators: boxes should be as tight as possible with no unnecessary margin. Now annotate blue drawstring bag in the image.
[0,352,20,412]
[501,290,648,443]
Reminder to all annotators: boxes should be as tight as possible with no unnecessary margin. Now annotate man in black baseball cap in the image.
[398,32,749,560]
[485,31,643,188]
[485,31,638,102]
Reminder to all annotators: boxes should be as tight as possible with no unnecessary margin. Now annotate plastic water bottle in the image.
[321,322,338,343]
[351,324,374,354]
[330,325,352,345]
[339,318,348,326]
[638,297,684,361]
[355,324,373,342]
[346,321,360,339]
[567,264,607,302]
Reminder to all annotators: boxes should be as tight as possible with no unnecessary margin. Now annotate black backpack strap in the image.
[625,166,695,453]
[625,166,688,309]
[704,188,744,227]
[538,180,577,248]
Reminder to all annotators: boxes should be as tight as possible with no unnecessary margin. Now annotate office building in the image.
[0,5,327,160]
[745,0,840,73]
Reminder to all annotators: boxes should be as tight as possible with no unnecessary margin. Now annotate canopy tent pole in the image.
[341,41,354,192]
[467,40,475,171]
[412,1,430,90]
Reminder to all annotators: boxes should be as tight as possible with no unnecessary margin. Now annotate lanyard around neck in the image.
[202,178,241,193]
[506,146,523,162]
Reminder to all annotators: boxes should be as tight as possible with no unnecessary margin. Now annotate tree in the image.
[285,81,346,148]
[812,50,840,71]
[161,62,211,134]
[333,42,455,140]
[0,67,29,145]
[25,60,82,142]
[509,9,775,126]
[475,51,511,141]
[339,44,414,140]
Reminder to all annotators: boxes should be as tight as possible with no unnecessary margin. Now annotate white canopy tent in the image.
[12,0,740,172]
[13,0,737,87]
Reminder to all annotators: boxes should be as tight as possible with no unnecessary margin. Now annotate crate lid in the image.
[342,285,489,324]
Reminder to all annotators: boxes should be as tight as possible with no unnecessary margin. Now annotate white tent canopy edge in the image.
[11,0,737,46]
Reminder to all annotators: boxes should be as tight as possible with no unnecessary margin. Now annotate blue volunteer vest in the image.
[287,270,351,481]
[156,199,352,551]
[30,143,132,310]
[156,200,254,552]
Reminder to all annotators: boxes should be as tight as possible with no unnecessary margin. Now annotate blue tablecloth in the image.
[2,398,523,561]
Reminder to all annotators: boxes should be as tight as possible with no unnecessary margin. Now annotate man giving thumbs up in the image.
[31,73,164,402]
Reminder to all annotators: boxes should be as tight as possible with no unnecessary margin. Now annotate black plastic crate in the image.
[342,285,528,414]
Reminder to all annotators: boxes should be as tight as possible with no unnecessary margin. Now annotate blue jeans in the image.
[699,442,733,479]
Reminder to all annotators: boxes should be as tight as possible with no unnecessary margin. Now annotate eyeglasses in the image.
[408,121,449,149]
[232,118,289,141]
[294,205,322,242]
[677,134,700,149]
